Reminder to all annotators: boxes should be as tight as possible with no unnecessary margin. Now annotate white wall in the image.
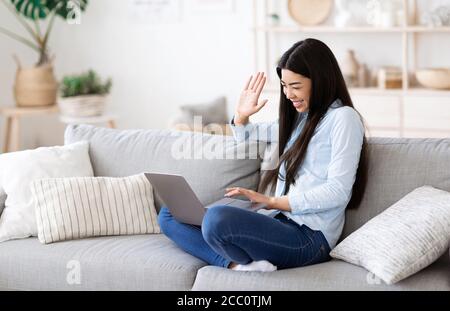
[0,0,255,148]
[0,0,449,149]
[50,0,255,129]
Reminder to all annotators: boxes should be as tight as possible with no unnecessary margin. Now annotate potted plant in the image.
[0,0,88,107]
[59,69,112,117]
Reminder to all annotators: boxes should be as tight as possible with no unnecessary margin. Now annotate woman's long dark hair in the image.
[259,38,368,209]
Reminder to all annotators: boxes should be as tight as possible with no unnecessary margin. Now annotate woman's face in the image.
[281,69,311,113]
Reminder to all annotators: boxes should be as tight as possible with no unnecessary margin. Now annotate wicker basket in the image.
[14,63,58,107]
[58,95,107,117]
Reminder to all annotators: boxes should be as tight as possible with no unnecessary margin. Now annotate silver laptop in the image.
[145,173,267,226]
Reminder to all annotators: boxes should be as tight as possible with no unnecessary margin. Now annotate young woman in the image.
[158,38,367,272]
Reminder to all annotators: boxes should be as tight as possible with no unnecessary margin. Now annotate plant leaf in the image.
[60,69,112,98]
[9,0,88,20]
[46,0,88,20]
[10,0,47,20]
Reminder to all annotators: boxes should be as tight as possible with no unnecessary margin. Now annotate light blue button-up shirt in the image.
[230,99,364,248]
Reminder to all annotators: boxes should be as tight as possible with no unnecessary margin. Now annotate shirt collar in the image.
[330,98,343,109]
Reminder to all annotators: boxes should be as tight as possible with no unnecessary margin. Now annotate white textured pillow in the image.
[330,186,450,284]
[0,141,93,242]
[31,173,160,244]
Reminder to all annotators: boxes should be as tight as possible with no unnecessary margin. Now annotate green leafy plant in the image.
[0,0,88,66]
[60,70,112,98]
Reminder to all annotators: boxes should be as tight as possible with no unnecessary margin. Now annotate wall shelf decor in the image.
[252,0,450,138]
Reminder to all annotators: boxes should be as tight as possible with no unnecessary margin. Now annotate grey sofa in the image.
[0,124,449,291]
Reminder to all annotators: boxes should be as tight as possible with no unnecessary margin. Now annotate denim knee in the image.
[201,205,234,243]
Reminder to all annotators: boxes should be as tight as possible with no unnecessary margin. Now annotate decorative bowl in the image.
[415,68,450,90]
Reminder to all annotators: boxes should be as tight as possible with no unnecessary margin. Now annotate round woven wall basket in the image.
[288,0,333,26]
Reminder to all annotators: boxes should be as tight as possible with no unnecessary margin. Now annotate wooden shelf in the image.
[350,87,450,96]
[0,105,59,116]
[265,84,402,95]
[0,105,60,153]
[405,26,450,33]
[263,84,450,96]
[254,26,450,33]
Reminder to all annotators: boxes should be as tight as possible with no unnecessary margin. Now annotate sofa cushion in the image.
[178,96,228,125]
[342,137,450,240]
[31,174,160,244]
[192,253,450,291]
[331,185,450,284]
[0,235,206,290]
[64,125,264,212]
[0,141,94,243]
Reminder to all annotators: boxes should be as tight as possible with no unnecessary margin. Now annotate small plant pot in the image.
[58,95,107,117]
[14,63,58,107]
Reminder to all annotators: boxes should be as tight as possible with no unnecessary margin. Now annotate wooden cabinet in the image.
[404,96,450,137]
[352,92,450,138]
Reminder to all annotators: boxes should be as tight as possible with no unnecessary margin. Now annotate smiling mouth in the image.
[292,99,304,108]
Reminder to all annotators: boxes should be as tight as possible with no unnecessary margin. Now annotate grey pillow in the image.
[64,124,265,212]
[179,96,228,125]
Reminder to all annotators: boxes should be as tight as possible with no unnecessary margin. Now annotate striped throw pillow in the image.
[31,173,160,244]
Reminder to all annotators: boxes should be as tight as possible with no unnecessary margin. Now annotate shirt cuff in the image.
[287,191,302,215]
[287,191,323,215]
[229,117,253,143]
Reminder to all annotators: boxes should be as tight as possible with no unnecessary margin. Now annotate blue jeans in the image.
[158,205,331,269]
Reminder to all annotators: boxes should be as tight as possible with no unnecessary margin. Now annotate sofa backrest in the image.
[341,137,450,240]
[64,125,265,212]
[65,126,450,240]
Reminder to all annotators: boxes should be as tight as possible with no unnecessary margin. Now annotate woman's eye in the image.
[281,85,300,90]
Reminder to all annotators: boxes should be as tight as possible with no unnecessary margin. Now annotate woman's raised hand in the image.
[234,72,268,125]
